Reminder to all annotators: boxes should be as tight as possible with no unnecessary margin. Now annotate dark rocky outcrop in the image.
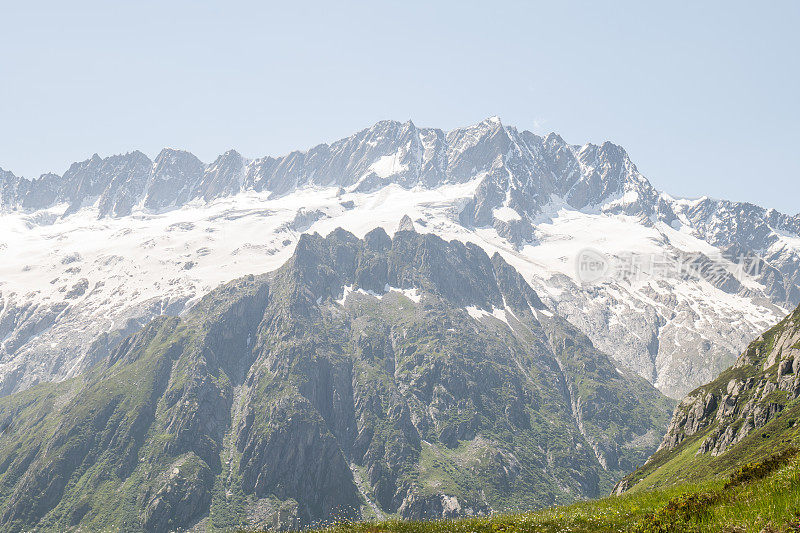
[616,303,800,494]
[656,305,800,457]
[0,229,673,531]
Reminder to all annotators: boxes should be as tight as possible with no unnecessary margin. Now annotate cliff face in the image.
[617,304,800,494]
[0,227,673,532]
[659,305,800,456]
[2,119,798,405]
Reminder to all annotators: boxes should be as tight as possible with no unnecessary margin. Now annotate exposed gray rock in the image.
[657,304,800,457]
[397,215,416,233]
[0,228,673,531]
[1,117,797,402]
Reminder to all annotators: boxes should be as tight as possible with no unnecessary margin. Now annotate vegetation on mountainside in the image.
[294,304,800,533]
[620,304,800,493]
[296,447,800,533]
[0,229,674,531]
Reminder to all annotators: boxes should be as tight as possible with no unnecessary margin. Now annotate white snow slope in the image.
[1,119,797,399]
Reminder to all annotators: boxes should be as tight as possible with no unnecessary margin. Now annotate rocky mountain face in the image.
[3,118,798,256]
[1,118,798,400]
[0,227,673,532]
[615,303,800,493]
[1,118,652,219]
[658,303,800,456]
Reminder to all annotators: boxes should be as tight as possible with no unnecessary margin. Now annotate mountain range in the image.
[1,117,800,531]
[0,226,673,531]
[1,118,798,401]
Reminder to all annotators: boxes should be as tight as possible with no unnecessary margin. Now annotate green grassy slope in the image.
[619,304,800,493]
[297,447,800,533]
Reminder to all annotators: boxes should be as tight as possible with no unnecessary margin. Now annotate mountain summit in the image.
[0,228,672,531]
[0,119,798,401]
[0,118,664,221]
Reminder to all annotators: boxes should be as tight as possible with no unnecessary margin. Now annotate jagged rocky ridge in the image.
[0,227,672,532]
[1,117,798,400]
[614,302,800,494]
[2,118,798,264]
[658,303,800,456]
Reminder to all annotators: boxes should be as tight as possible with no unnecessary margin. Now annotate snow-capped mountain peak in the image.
[1,118,798,399]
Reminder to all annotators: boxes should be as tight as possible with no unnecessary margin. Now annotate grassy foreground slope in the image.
[618,303,800,495]
[296,447,800,533]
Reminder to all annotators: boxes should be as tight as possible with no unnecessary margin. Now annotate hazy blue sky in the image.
[1,1,798,213]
